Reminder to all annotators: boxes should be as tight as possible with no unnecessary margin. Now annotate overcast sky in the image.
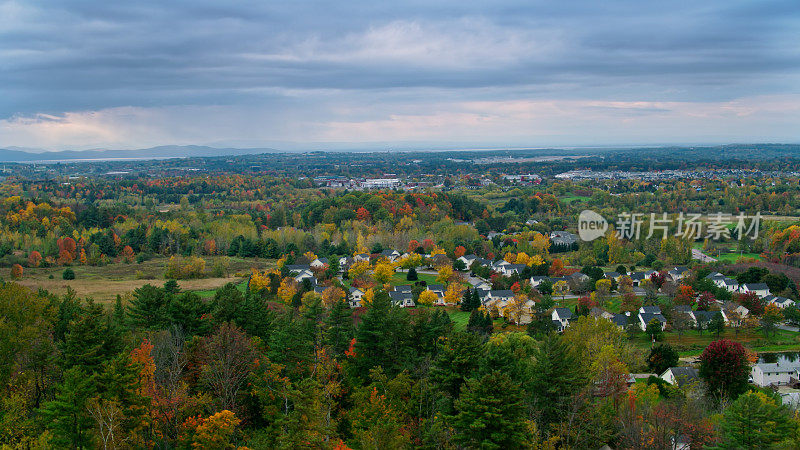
[1,0,799,151]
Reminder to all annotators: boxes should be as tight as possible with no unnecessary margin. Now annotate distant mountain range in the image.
[0,145,277,162]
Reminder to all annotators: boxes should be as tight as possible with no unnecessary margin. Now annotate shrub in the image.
[62,268,75,280]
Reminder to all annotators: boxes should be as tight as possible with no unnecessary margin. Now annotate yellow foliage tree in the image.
[362,288,376,306]
[190,410,241,449]
[321,286,346,308]
[277,277,298,304]
[444,283,464,305]
[249,269,270,293]
[417,290,438,306]
[436,266,454,284]
[303,251,318,263]
[553,280,569,299]
[430,245,446,256]
[373,261,395,285]
[528,254,544,267]
[515,252,531,266]
[530,233,551,256]
[398,253,422,269]
[355,233,368,255]
[348,260,371,280]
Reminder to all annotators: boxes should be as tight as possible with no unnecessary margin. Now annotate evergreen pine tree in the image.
[529,334,588,431]
[40,367,95,449]
[61,300,111,372]
[453,371,531,448]
[406,267,418,281]
[324,299,354,358]
[460,288,473,311]
[127,284,169,329]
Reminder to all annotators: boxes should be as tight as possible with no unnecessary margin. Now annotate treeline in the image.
[2,279,796,448]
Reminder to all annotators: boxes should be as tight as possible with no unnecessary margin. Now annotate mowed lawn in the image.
[632,327,800,357]
[14,256,272,303]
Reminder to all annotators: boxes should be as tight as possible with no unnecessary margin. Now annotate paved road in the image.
[691,248,717,263]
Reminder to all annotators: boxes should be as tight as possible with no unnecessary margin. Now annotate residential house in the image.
[766,295,796,309]
[498,263,526,276]
[348,287,364,308]
[739,283,770,298]
[473,280,492,291]
[354,253,371,262]
[293,270,316,284]
[610,313,631,329]
[458,254,480,268]
[590,307,614,320]
[629,270,656,286]
[667,266,690,281]
[286,264,311,274]
[549,231,578,247]
[310,257,329,269]
[530,276,550,289]
[379,249,401,261]
[389,290,415,308]
[660,367,700,387]
[604,271,622,281]
[552,308,574,331]
[752,362,800,388]
[721,301,749,326]
[638,306,667,331]
[714,277,739,292]
[568,271,590,284]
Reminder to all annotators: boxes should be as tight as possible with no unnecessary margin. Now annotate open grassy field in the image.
[632,328,800,357]
[559,195,591,204]
[13,256,273,303]
[391,271,439,286]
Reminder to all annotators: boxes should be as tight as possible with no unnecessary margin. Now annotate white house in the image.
[348,287,364,308]
[389,290,415,308]
[379,249,401,261]
[660,367,699,387]
[739,283,770,298]
[714,277,739,292]
[458,254,480,268]
[310,257,329,269]
[354,253,371,262]
[638,306,667,331]
[497,264,526,276]
[667,266,690,281]
[293,269,316,283]
[473,280,492,291]
[552,308,573,331]
[530,276,550,288]
[752,363,800,387]
[766,295,796,309]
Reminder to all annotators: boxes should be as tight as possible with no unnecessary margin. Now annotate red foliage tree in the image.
[697,291,716,311]
[650,271,666,289]
[28,250,42,268]
[10,264,23,279]
[454,246,467,258]
[576,295,597,316]
[549,259,565,276]
[674,285,695,305]
[356,207,370,221]
[736,291,764,316]
[699,339,749,400]
[407,240,420,253]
